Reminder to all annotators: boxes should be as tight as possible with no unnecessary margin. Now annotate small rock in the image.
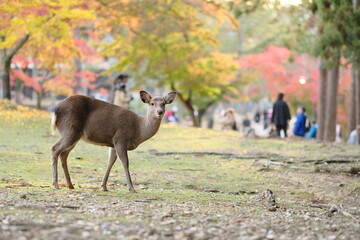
[20,194,27,199]
[82,231,91,238]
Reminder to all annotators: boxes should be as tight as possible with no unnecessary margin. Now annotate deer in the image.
[50,90,176,193]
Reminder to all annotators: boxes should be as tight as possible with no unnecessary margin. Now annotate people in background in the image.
[254,112,261,123]
[113,74,133,108]
[336,123,343,143]
[306,120,318,139]
[293,106,307,137]
[221,108,237,131]
[346,125,360,145]
[263,109,269,129]
[165,107,179,123]
[271,93,291,137]
[242,114,251,136]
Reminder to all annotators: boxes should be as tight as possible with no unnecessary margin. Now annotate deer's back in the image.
[55,95,141,147]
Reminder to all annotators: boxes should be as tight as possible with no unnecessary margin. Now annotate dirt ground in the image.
[0,105,359,239]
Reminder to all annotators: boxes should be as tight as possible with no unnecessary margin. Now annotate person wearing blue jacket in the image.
[294,106,307,137]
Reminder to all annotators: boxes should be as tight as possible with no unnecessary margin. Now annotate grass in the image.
[0,105,359,204]
[1,101,360,239]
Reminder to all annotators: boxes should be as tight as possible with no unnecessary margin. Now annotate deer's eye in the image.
[151,103,155,106]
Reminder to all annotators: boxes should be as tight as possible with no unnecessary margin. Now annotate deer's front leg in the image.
[115,144,137,193]
[101,147,117,191]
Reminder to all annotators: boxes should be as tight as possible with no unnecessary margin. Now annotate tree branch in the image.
[187,89,192,103]
[7,34,30,61]
[40,73,56,85]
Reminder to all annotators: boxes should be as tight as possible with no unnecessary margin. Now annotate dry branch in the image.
[314,167,360,175]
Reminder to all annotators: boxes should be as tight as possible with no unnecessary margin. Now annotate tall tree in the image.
[347,0,360,133]
[99,0,238,127]
[309,0,346,142]
[317,58,327,141]
[324,63,340,141]
[0,0,95,100]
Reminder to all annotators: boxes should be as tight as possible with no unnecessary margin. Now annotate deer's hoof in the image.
[68,185,75,190]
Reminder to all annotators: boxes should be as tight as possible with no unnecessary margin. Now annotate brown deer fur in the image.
[50,91,176,192]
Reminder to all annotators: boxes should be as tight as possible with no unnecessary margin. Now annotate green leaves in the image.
[310,0,360,67]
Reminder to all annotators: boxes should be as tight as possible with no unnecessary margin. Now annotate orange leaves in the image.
[75,71,99,82]
[74,37,96,56]
[237,45,352,125]
[43,76,74,96]
[237,45,294,99]
[10,69,41,93]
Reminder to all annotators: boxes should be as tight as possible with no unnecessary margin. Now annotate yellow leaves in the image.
[52,85,73,96]
[0,35,17,49]
[0,100,48,125]
[191,28,219,46]
[57,8,96,21]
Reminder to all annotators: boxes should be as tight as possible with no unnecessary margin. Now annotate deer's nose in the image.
[157,110,164,115]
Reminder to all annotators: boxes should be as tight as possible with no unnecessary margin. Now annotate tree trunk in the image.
[15,78,23,104]
[317,58,328,141]
[324,64,339,142]
[353,0,360,128]
[348,66,357,135]
[183,100,199,127]
[36,91,42,109]
[356,68,360,126]
[1,59,11,100]
[174,90,199,127]
[1,34,30,100]
[353,0,360,9]
[197,101,217,128]
[198,108,207,128]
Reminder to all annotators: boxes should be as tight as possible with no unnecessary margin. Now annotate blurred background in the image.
[1,0,359,142]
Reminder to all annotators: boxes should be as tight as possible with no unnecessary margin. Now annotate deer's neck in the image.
[138,113,162,144]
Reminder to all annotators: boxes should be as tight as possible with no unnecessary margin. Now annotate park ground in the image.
[0,101,360,240]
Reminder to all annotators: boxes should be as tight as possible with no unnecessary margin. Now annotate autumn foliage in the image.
[237,45,351,125]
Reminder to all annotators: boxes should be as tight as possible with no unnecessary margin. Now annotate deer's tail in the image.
[49,107,58,135]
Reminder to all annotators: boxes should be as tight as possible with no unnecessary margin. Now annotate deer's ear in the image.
[164,91,176,105]
[140,90,152,103]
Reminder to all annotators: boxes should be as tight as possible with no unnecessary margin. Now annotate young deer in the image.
[50,91,176,193]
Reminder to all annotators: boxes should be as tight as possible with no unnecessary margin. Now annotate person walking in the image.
[113,74,132,108]
[271,93,291,137]
[293,106,306,137]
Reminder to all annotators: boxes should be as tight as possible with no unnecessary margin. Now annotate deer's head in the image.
[140,91,177,119]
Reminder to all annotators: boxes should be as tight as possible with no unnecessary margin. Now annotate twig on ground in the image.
[315,167,360,175]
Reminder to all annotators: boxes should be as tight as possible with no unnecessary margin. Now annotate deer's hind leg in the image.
[60,144,77,189]
[51,131,81,189]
